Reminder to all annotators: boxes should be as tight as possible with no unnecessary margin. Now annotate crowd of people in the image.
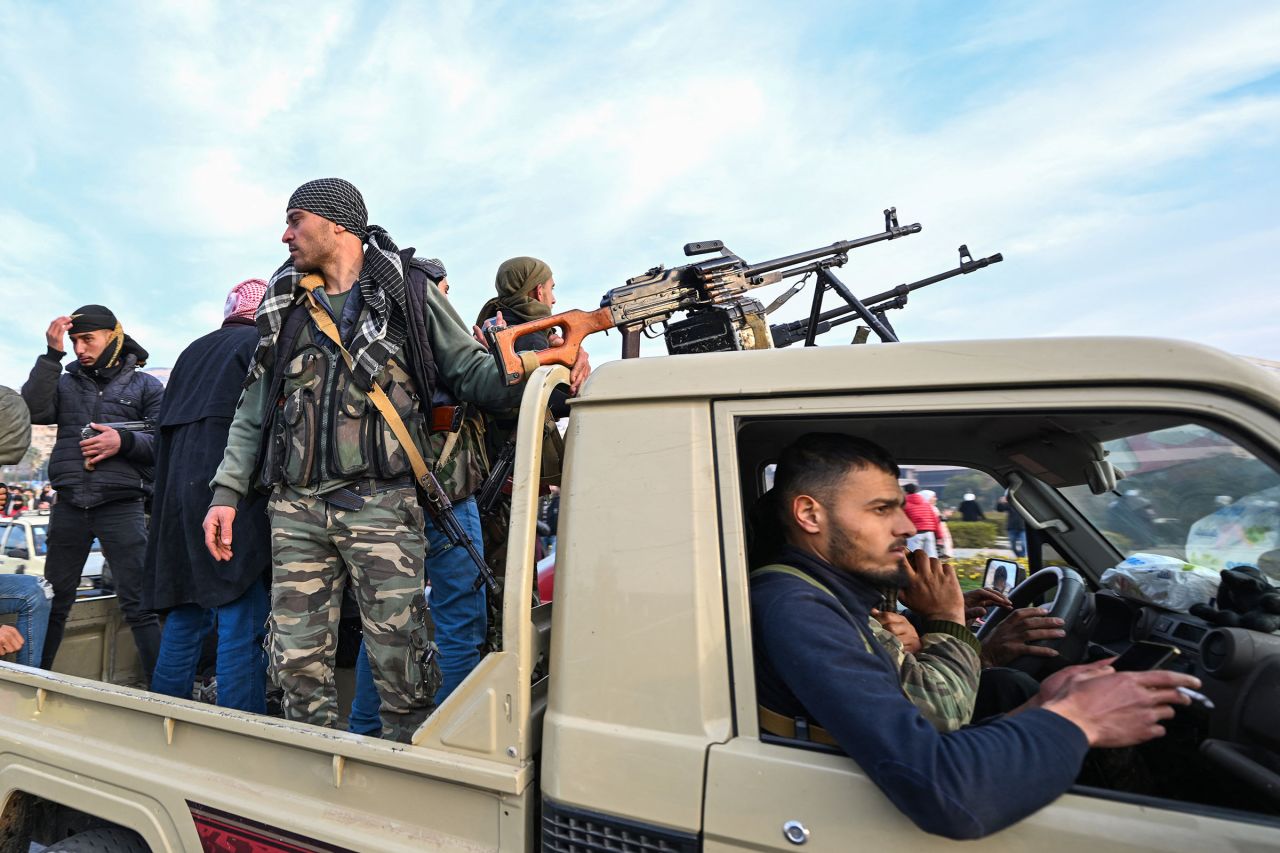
[1,178,583,744]
[0,482,54,516]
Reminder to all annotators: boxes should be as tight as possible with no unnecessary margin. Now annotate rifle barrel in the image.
[808,253,1002,329]
[743,223,922,278]
[769,252,1002,347]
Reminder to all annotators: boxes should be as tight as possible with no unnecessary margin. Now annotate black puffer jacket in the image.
[22,353,165,507]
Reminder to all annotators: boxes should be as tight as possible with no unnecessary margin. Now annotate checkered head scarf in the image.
[223,278,267,323]
[287,178,369,240]
[247,178,409,390]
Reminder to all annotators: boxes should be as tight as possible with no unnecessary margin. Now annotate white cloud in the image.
[0,0,1278,389]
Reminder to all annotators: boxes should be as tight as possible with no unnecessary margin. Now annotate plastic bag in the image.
[1185,485,1280,573]
[1100,553,1221,612]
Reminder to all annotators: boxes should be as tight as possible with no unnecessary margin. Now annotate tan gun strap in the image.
[298,275,431,485]
[757,705,839,747]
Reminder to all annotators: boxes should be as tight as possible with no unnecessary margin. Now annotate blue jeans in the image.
[0,574,51,667]
[349,497,487,735]
[150,578,270,713]
[1010,529,1028,558]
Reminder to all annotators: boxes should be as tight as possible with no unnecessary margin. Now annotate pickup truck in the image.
[1,336,1279,851]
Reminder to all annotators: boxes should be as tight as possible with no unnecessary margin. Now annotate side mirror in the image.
[984,558,1025,594]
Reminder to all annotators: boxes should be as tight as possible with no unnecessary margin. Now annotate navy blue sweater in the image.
[751,547,1090,839]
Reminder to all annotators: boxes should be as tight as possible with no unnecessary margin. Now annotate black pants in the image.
[41,498,161,678]
[972,666,1041,721]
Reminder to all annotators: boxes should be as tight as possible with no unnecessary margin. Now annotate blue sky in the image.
[1,0,1278,387]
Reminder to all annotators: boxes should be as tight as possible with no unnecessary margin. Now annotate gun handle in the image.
[487,306,615,386]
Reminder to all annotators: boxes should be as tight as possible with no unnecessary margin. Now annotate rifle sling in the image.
[298,276,434,488]
[750,563,870,749]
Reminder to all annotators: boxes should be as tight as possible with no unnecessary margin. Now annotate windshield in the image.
[1061,423,1280,578]
[32,525,48,556]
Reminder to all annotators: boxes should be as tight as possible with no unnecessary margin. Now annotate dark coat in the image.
[22,352,164,508]
[142,322,270,611]
[751,547,1088,839]
[958,499,986,523]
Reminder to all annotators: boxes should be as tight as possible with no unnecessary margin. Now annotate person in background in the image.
[995,490,1027,558]
[920,489,952,558]
[145,279,272,712]
[0,386,31,467]
[0,575,52,668]
[21,306,163,674]
[0,389,50,671]
[902,483,939,558]
[958,492,986,523]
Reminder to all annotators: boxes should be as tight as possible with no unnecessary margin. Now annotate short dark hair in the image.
[903,482,919,494]
[773,433,900,525]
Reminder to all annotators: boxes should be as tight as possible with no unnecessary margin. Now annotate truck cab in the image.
[544,337,1280,851]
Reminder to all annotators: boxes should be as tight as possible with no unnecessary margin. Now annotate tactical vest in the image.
[260,340,429,488]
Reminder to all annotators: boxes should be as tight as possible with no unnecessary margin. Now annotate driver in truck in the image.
[750,432,1202,839]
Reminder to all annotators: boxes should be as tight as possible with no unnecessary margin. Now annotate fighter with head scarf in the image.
[474,256,590,396]
[144,278,275,713]
[204,178,530,742]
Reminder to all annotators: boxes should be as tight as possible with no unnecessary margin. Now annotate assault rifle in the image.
[417,467,500,597]
[80,420,155,471]
[485,208,923,384]
[476,436,518,516]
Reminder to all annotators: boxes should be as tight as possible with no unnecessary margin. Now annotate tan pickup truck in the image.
[2,337,1279,851]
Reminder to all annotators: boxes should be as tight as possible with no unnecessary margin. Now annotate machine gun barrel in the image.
[770,250,1003,348]
[743,221,922,280]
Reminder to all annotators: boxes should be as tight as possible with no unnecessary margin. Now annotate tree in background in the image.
[940,469,1004,512]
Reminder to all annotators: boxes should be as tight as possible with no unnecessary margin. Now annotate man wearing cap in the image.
[144,279,273,712]
[21,306,164,674]
[204,179,528,742]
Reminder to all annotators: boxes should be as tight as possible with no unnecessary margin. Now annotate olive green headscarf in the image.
[477,256,553,325]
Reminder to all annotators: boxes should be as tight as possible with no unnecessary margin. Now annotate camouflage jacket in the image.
[866,615,981,733]
[753,563,981,734]
[429,408,487,502]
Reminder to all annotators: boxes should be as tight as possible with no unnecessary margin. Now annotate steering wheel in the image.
[976,566,1093,677]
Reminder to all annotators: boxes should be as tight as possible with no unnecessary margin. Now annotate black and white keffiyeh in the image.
[245,179,409,390]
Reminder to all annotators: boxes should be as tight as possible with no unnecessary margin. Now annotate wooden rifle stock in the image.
[487,306,615,386]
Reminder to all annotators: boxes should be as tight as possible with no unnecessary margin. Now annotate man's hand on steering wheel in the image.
[979,606,1067,668]
[963,587,1012,625]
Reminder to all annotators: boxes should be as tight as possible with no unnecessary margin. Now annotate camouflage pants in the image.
[267,485,441,743]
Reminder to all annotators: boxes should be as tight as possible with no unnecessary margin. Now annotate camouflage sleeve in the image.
[867,618,981,733]
[0,385,31,466]
[209,375,268,506]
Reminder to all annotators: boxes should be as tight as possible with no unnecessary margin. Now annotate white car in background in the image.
[0,510,106,594]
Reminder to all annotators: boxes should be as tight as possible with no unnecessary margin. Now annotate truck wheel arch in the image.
[42,827,149,852]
